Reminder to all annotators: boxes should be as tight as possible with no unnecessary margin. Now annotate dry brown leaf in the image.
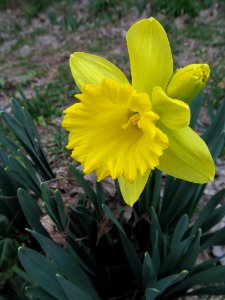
[40,215,67,247]
[96,216,114,244]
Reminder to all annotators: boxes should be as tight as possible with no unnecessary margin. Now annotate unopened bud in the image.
[166,64,210,103]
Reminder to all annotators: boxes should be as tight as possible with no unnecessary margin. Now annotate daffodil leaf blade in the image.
[145,288,161,299]
[203,98,225,156]
[56,275,93,300]
[171,214,189,249]
[102,204,142,284]
[153,270,189,294]
[142,252,157,288]
[189,92,203,128]
[17,188,48,235]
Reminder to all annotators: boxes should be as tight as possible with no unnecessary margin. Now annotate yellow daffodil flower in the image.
[62,17,215,206]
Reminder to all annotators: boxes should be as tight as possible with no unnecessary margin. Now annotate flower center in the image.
[122,113,140,129]
[192,64,209,83]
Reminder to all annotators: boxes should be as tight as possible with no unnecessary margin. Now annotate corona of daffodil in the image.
[62,17,215,206]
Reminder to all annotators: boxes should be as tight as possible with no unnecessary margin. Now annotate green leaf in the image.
[28,230,100,300]
[17,188,47,235]
[11,98,53,174]
[6,156,40,195]
[0,165,20,217]
[2,111,34,153]
[192,258,216,274]
[68,205,96,237]
[0,132,18,152]
[190,189,225,235]
[57,275,93,300]
[161,235,194,275]
[145,288,160,300]
[177,229,201,271]
[160,180,200,227]
[149,170,162,211]
[18,246,66,300]
[151,231,161,275]
[0,215,9,235]
[41,183,67,231]
[11,99,41,145]
[150,208,164,259]
[70,165,101,217]
[139,170,161,214]
[96,182,105,218]
[203,98,225,148]
[2,99,54,180]
[201,204,225,233]
[0,238,18,272]
[171,214,189,249]
[11,265,33,284]
[207,97,216,121]
[70,165,96,200]
[153,270,188,293]
[160,100,225,226]
[188,284,225,296]
[189,92,202,129]
[166,266,225,296]
[142,252,157,288]
[54,189,68,230]
[67,241,97,278]
[103,204,142,285]
[0,163,16,195]
[200,227,225,250]
[26,286,58,300]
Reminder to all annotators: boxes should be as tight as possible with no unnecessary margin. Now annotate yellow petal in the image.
[70,52,128,90]
[158,126,215,183]
[118,170,150,206]
[126,17,173,95]
[152,86,190,129]
[166,64,210,103]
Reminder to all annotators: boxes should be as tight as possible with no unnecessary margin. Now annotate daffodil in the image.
[62,17,215,206]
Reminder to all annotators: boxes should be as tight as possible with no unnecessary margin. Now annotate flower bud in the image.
[166,64,210,103]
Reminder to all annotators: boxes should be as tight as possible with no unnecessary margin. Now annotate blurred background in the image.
[0,0,224,115]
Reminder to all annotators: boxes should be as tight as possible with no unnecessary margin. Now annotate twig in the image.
[0,195,17,199]
[43,177,76,184]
